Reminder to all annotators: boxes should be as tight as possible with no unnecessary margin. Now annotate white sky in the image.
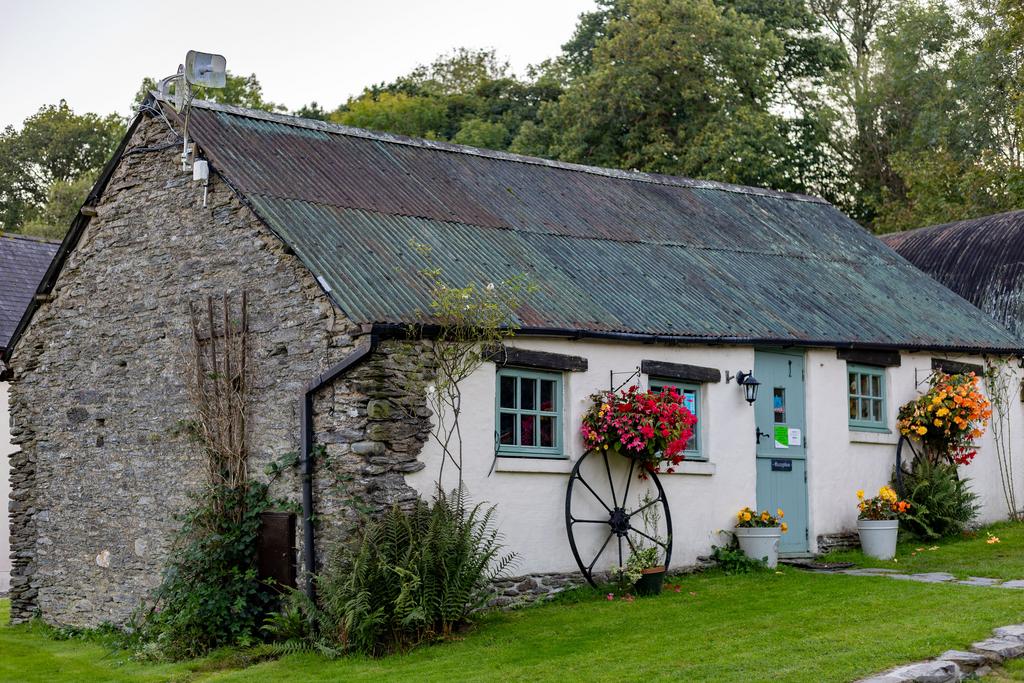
[0,0,596,128]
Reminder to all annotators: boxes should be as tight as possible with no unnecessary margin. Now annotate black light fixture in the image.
[726,370,760,405]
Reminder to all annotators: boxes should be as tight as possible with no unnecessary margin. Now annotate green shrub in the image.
[131,483,277,660]
[896,459,979,540]
[316,488,516,655]
[710,538,769,574]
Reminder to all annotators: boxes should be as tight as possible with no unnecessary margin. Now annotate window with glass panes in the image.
[648,379,703,460]
[495,368,563,457]
[848,364,887,431]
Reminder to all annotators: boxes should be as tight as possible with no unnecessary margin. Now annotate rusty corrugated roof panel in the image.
[174,98,1020,352]
[0,234,59,351]
[883,210,1024,341]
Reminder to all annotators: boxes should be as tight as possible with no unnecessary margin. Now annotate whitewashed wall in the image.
[1,381,11,592]
[406,339,1024,576]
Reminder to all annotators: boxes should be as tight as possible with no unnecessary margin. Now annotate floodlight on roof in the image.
[184,51,227,88]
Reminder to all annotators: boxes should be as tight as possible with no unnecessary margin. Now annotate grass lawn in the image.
[5,566,1024,682]
[821,521,1024,579]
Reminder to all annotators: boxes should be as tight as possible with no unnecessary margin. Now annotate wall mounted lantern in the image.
[726,370,761,405]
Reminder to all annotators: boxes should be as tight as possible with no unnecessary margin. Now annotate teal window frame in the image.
[648,378,705,461]
[495,368,564,458]
[848,364,888,432]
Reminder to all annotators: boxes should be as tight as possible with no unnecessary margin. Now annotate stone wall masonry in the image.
[6,113,371,626]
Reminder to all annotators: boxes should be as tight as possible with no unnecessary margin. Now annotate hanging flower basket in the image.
[580,385,697,475]
[896,371,991,466]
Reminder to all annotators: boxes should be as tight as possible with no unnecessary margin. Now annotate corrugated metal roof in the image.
[173,99,1020,351]
[0,234,59,351]
[883,210,1024,340]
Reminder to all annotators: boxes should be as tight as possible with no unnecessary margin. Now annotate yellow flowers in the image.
[857,485,910,520]
[916,426,928,435]
[933,418,943,427]
[780,522,789,533]
[776,508,785,519]
[936,407,949,417]
[879,486,898,503]
[987,532,1001,544]
[856,489,865,500]
[736,506,783,529]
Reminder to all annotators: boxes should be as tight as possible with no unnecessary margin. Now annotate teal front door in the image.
[754,350,809,555]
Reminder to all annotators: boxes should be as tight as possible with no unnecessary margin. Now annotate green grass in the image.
[5,566,1024,682]
[822,521,1024,579]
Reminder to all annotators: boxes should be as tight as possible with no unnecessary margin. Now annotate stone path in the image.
[841,568,1024,681]
[830,566,1024,589]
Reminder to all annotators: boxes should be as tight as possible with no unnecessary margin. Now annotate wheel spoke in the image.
[628,524,668,548]
[587,531,614,573]
[570,518,611,525]
[603,451,617,508]
[621,458,635,505]
[617,535,624,568]
[626,495,663,519]
[574,473,613,513]
[625,534,640,555]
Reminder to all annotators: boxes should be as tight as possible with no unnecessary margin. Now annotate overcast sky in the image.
[0,0,595,128]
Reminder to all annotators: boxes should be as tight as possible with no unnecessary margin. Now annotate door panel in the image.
[754,350,808,554]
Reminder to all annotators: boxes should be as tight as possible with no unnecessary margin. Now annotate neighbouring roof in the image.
[0,233,59,352]
[883,210,1024,340]
[8,96,1023,357]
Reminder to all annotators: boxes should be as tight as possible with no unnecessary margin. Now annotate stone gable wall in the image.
[6,113,430,626]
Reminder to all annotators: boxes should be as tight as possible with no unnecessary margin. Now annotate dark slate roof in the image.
[883,210,1024,340]
[0,234,59,351]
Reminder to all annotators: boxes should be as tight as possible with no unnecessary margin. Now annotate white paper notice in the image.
[788,428,802,447]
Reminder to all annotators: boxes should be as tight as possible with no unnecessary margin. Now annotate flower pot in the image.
[857,519,899,560]
[734,526,782,568]
[633,566,666,596]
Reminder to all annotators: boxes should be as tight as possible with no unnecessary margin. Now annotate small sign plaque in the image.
[771,459,793,472]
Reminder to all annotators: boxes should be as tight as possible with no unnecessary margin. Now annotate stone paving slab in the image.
[971,637,1024,661]
[999,580,1024,589]
[937,649,989,669]
[858,660,960,683]
[906,572,957,583]
[959,577,1003,587]
[994,625,1024,641]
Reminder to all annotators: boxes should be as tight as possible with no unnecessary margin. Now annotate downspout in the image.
[301,335,379,600]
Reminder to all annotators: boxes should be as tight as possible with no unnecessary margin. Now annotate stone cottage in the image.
[1,233,59,593]
[6,95,1024,626]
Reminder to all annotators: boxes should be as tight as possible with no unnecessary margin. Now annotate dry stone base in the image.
[817,531,860,553]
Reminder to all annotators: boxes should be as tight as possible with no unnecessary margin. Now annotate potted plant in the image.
[580,385,697,475]
[612,546,665,596]
[733,507,787,568]
[856,486,911,560]
[611,492,668,596]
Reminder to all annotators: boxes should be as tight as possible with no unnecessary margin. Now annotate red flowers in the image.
[581,384,697,474]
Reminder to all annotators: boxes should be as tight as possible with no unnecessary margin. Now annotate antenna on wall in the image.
[156,50,227,171]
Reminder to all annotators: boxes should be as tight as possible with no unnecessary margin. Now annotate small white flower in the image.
[426,384,436,395]
[486,282,496,291]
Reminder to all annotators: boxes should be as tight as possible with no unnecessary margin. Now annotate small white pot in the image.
[734,526,782,568]
[857,519,899,560]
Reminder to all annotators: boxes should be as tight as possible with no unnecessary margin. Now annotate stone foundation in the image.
[816,531,860,554]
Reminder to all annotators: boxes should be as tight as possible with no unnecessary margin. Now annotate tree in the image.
[539,0,844,194]
[1,101,124,236]
[330,49,563,152]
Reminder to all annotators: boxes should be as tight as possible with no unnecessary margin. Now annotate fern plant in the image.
[315,487,516,656]
[896,459,979,540]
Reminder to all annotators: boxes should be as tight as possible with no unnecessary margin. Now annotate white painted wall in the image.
[406,339,1024,576]
[1,381,12,592]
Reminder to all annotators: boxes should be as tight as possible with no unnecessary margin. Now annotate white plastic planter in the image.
[857,519,899,560]
[734,527,783,568]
